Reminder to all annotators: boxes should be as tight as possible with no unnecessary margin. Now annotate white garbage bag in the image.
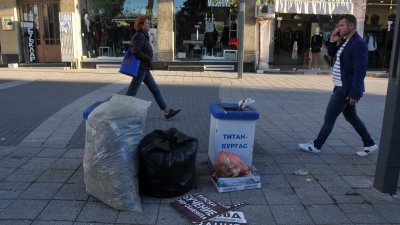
[83,94,151,212]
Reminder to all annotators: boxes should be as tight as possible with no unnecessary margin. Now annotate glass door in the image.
[20,1,61,62]
[40,2,61,62]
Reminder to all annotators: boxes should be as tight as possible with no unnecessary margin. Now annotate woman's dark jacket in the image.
[130,30,153,70]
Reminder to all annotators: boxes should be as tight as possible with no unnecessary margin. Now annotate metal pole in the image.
[373,7,400,194]
[237,0,245,79]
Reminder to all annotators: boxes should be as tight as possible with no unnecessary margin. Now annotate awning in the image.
[274,0,353,15]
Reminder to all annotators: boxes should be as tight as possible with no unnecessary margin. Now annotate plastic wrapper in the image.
[214,151,250,177]
[83,94,151,211]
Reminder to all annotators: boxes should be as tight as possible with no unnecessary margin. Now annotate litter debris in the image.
[198,211,247,225]
[170,193,247,224]
[345,191,360,196]
[214,151,250,177]
[238,98,255,111]
[292,168,310,176]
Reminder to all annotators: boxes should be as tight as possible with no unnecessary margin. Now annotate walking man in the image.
[298,15,378,156]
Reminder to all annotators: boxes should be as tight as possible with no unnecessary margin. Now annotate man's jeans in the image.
[126,69,167,110]
[314,86,375,149]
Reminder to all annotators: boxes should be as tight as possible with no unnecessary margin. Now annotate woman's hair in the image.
[134,15,148,31]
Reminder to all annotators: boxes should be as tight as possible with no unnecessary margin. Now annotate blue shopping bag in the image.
[119,50,140,77]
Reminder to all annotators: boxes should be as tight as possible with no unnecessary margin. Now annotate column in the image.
[61,0,82,68]
[258,19,275,70]
[243,0,257,63]
[352,0,367,37]
[157,0,174,61]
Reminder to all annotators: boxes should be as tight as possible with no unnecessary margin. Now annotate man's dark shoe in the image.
[165,109,181,119]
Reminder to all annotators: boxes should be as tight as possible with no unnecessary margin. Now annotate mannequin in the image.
[282,27,292,51]
[81,11,95,57]
[203,25,218,56]
[292,24,304,63]
[310,27,323,67]
[293,25,303,52]
[203,14,218,56]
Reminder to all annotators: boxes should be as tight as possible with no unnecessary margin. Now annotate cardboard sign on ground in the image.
[197,211,247,225]
[170,193,247,223]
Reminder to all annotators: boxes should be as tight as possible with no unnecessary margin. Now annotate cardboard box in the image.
[211,167,261,193]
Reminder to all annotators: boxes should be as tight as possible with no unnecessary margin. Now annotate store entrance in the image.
[19,0,61,63]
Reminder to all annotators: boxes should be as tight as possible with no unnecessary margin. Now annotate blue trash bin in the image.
[208,102,259,167]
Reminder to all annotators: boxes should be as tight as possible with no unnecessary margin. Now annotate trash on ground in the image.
[83,94,151,212]
[345,191,360,196]
[138,128,198,198]
[170,193,247,224]
[214,151,250,177]
[211,166,261,193]
[292,168,310,176]
[198,211,247,225]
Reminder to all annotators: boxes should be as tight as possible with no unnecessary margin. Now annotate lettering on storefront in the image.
[27,27,36,63]
[208,0,230,7]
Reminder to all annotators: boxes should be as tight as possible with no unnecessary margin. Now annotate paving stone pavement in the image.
[0,68,399,225]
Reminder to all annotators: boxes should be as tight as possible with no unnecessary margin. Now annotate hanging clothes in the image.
[292,41,298,60]
[365,34,377,52]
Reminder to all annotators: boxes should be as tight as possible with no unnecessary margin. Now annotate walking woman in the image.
[126,15,181,119]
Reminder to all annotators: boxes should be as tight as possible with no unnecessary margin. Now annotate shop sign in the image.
[208,0,230,7]
[24,22,36,63]
[1,17,14,30]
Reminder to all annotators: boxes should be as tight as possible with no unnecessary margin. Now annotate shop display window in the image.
[174,0,238,61]
[273,14,341,70]
[81,0,157,58]
[364,1,397,70]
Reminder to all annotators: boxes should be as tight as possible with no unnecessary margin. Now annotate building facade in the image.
[0,0,397,71]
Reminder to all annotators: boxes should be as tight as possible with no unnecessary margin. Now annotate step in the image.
[19,63,68,68]
[204,65,235,71]
[168,65,204,72]
[96,64,120,69]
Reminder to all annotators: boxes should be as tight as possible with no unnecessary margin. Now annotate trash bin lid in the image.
[209,103,259,120]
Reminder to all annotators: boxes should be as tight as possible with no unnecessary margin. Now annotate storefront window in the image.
[273,14,341,70]
[80,0,157,58]
[365,0,397,70]
[174,0,238,61]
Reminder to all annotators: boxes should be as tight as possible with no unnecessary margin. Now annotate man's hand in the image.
[330,28,341,43]
[346,97,359,105]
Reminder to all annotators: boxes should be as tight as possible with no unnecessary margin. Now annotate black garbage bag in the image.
[138,128,198,197]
